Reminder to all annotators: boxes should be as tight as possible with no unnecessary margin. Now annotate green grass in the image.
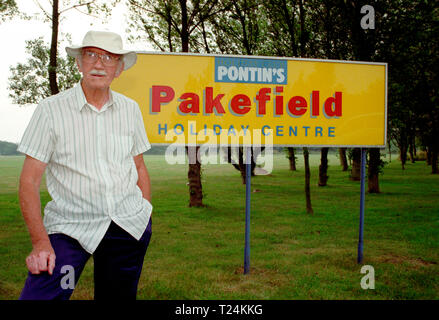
[0,153,438,300]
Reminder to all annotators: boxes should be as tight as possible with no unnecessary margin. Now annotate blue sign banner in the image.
[215,56,288,85]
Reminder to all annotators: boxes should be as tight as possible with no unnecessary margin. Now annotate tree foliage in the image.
[127,0,223,53]
[378,0,439,173]
[8,38,80,105]
[0,140,19,155]
[7,0,119,103]
[34,0,117,95]
[0,0,19,22]
[207,0,264,55]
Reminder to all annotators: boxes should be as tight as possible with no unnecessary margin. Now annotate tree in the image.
[339,148,348,171]
[8,0,116,104]
[206,0,268,183]
[338,0,388,190]
[286,147,297,171]
[262,0,315,211]
[367,149,382,193]
[208,0,263,56]
[0,0,20,22]
[318,148,329,186]
[262,0,300,57]
[127,0,223,53]
[8,38,80,104]
[408,1,439,174]
[0,141,19,155]
[350,148,361,181]
[303,147,313,214]
[128,0,225,206]
[379,0,439,174]
[307,0,355,184]
[298,0,314,211]
[31,0,115,95]
[223,147,259,184]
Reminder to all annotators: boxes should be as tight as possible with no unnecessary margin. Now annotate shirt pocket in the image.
[108,134,133,163]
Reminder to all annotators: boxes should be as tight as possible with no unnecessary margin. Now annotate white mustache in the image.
[89,69,107,76]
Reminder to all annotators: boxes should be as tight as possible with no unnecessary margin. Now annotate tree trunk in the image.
[400,144,407,170]
[318,148,329,186]
[350,148,361,181]
[224,147,256,182]
[413,138,417,158]
[388,141,392,162]
[250,148,256,177]
[238,147,245,184]
[239,147,256,185]
[303,147,313,214]
[49,0,59,95]
[368,148,381,193]
[186,146,203,207]
[201,20,210,53]
[179,0,203,206]
[298,0,306,56]
[287,147,296,171]
[409,139,415,163]
[339,148,348,171]
[179,0,189,52]
[280,0,297,57]
[426,147,432,166]
[431,146,439,174]
[167,12,173,52]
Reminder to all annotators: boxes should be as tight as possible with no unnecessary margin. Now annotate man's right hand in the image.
[26,241,56,275]
[19,155,55,275]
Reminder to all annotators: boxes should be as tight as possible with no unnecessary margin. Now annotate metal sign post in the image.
[244,147,251,274]
[357,148,367,264]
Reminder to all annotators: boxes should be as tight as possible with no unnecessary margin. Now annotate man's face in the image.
[77,47,124,91]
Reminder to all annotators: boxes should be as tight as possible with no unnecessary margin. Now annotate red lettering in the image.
[178,92,199,114]
[150,85,342,119]
[287,96,307,116]
[151,85,175,113]
[255,88,271,115]
[324,92,342,117]
[311,91,319,117]
[275,86,284,116]
[230,94,251,115]
[204,87,225,114]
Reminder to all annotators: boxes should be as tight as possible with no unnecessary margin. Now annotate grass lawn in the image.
[0,152,438,300]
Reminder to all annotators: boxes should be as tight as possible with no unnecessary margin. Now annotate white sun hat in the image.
[65,30,137,70]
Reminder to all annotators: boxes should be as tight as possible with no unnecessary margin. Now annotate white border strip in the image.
[135,50,388,66]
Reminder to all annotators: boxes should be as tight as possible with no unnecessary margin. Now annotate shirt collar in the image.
[74,81,115,113]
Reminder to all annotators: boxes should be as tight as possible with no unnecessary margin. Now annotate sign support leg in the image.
[357,148,367,264]
[244,146,251,274]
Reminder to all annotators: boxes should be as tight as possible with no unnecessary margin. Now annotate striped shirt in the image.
[18,82,152,254]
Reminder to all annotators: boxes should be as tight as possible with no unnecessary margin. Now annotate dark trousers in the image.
[19,219,152,300]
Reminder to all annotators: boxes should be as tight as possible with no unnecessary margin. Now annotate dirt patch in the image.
[411,257,438,267]
[378,254,437,267]
[234,266,277,276]
[254,168,270,176]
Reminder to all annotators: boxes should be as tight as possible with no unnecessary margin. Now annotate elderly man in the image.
[17,30,152,300]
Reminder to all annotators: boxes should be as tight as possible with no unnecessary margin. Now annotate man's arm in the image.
[133,154,151,202]
[19,155,55,275]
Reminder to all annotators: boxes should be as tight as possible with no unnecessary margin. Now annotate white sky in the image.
[0,0,152,143]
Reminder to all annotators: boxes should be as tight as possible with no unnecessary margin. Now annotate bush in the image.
[413,151,427,161]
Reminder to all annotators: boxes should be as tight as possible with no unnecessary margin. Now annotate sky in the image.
[0,0,151,144]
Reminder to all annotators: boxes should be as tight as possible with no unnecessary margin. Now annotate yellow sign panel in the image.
[112,53,387,147]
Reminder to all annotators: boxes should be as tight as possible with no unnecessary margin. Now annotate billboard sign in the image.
[112,52,387,147]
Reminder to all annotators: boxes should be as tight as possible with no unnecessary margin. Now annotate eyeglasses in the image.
[82,50,121,66]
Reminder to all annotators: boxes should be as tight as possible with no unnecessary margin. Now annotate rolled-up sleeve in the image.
[17,102,54,163]
[131,103,151,156]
